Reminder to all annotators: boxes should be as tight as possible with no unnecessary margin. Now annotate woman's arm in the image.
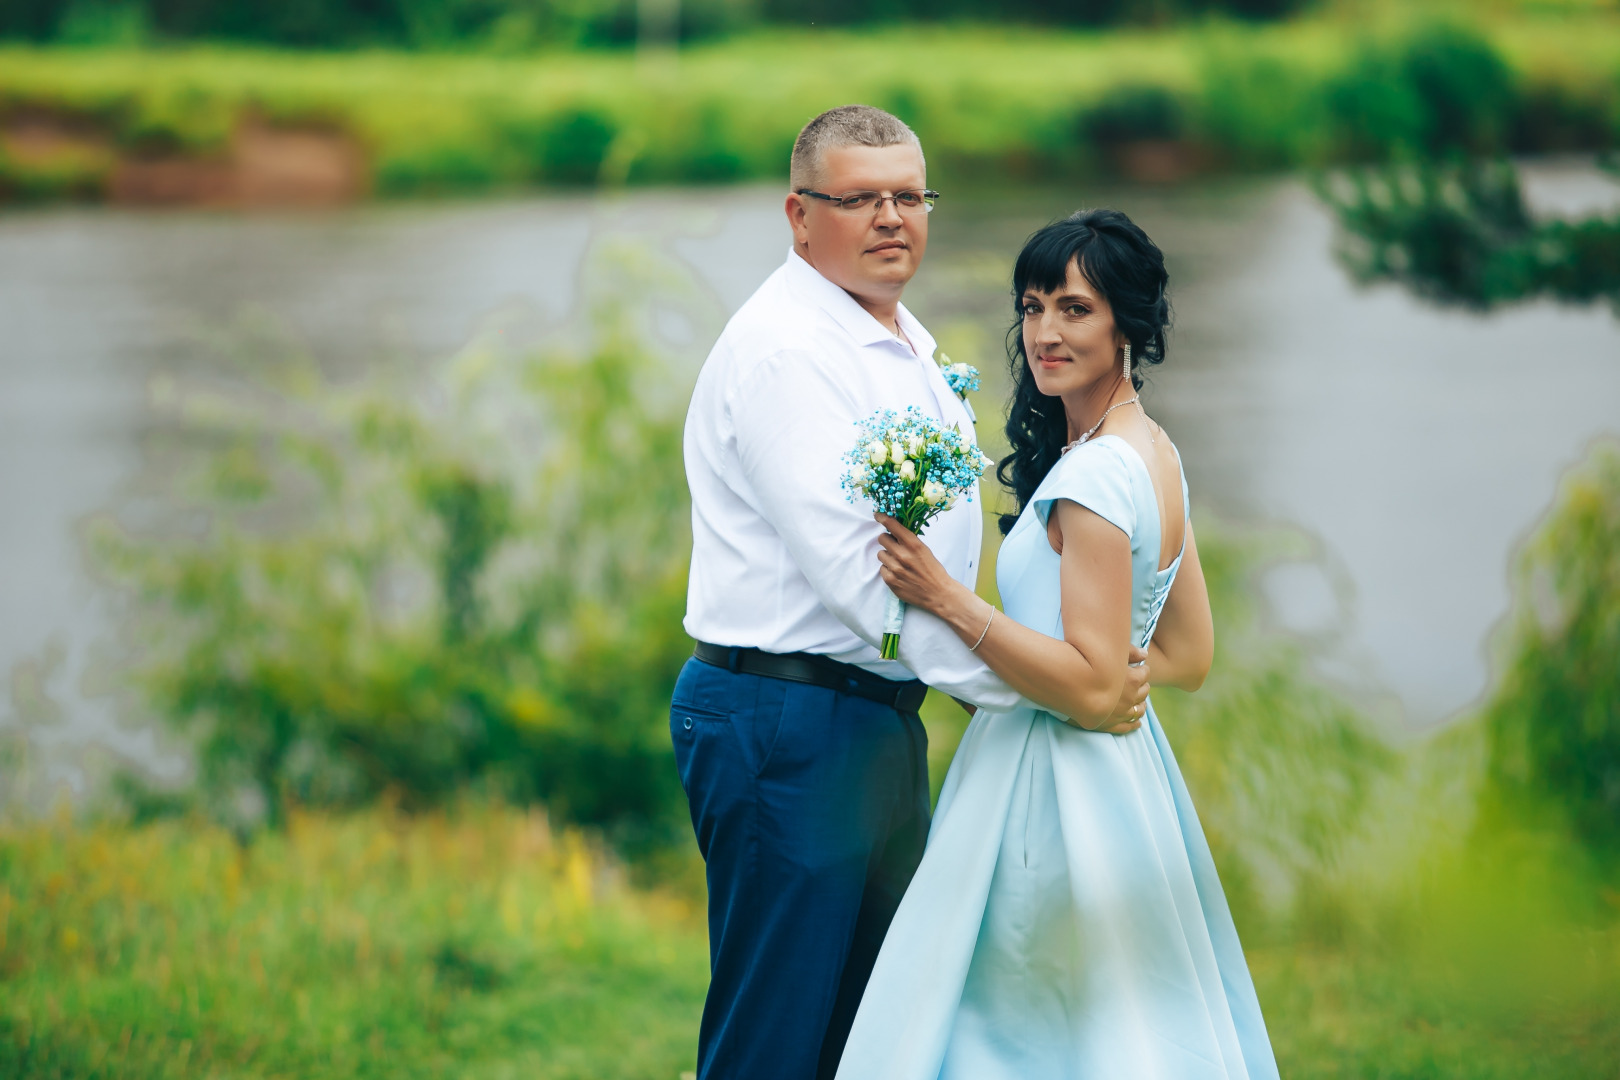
[1144,523,1214,692]
[877,501,1140,731]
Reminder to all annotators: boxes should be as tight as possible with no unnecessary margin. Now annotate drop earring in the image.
[1122,341,1132,383]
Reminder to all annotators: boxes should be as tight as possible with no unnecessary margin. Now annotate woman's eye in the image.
[1066,305,1088,317]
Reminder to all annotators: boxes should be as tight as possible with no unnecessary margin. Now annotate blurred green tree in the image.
[1482,442,1620,854]
[96,308,694,842]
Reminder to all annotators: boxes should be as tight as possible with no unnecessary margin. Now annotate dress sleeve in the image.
[1030,439,1136,541]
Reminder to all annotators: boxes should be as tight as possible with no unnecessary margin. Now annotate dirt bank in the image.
[1,112,368,207]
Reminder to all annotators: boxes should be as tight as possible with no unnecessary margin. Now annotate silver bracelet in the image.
[968,605,995,652]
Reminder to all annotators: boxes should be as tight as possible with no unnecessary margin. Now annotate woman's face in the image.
[1020,257,1126,399]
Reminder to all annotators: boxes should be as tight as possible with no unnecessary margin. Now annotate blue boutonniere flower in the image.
[937,351,980,422]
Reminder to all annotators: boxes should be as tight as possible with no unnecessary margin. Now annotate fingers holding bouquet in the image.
[875,513,957,612]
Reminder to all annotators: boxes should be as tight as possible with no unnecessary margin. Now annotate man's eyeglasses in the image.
[796,189,940,215]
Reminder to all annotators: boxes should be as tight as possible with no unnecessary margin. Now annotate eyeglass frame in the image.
[795,188,941,214]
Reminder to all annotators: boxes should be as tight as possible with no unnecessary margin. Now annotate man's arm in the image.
[730,350,1022,711]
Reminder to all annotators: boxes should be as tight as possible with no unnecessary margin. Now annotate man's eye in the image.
[840,193,876,209]
[896,192,923,207]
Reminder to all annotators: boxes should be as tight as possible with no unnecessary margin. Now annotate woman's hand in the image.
[875,514,963,617]
[1091,647,1149,735]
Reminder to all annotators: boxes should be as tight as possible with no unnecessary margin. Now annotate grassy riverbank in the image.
[2,12,1618,202]
[2,802,1617,1079]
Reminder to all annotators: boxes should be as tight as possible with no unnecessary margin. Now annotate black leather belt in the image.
[693,642,929,714]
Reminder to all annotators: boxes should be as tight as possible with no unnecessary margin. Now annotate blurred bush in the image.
[0,0,760,48]
[1151,524,1396,922]
[1324,23,1519,160]
[95,304,693,843]
[1483,442,1620,854]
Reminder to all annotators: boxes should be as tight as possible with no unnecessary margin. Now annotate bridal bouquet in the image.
[842,407,992,659]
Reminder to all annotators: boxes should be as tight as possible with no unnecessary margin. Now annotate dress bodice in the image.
[995,435,1187,652]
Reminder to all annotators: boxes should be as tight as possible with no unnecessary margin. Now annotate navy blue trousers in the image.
[670,656,931,1080]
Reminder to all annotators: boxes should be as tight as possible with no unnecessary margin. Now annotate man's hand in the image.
[1094,647,1150,736]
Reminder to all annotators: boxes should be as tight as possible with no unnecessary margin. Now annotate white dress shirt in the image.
[682,250,1020,712]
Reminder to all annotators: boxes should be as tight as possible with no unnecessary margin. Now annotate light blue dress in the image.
[836,435,1279,1080]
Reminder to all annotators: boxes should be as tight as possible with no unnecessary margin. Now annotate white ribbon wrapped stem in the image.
[883,591,906,636]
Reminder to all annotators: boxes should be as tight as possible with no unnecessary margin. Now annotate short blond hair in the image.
[789,105,924,191]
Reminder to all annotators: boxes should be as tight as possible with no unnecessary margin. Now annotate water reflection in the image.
[2,167,1619,793]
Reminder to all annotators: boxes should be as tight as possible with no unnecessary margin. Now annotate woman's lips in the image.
[1037,354,1070,367]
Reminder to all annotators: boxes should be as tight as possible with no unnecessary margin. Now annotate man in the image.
[673,105,1143,1080]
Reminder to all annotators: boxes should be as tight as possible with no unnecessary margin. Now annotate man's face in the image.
[786,143,929,306]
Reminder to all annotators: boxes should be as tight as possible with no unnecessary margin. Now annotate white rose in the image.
[889,439,907,464]
[849,463,868,487]
[899,459,917,482]
[907,434,925,457]
[922,479,946,505]
[867,440,888,466]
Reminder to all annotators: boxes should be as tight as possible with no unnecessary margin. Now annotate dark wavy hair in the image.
[996,208,1171,536]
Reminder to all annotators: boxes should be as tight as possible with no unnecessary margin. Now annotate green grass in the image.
[2,10,1618,199]
[0,805,710,1079]
[3,803,1617,1079]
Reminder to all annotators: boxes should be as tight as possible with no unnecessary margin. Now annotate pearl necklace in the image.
[1061,395,1153,455]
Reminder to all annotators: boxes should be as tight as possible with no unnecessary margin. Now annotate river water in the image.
[4,164,1619,797]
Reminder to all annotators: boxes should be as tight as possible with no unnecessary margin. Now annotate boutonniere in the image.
[936,352,980,423]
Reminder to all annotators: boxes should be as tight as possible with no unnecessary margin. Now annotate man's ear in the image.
[785,193,811,247]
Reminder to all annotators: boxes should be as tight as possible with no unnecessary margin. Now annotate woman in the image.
[836,209,1279,1079]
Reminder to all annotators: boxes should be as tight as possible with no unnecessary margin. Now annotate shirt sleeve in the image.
[728,347,1023,712]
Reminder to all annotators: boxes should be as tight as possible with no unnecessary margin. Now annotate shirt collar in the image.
[783,249,927,354]
[895,304,937,363]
